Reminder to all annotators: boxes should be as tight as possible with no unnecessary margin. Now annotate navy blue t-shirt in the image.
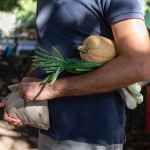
[35,0,144,144]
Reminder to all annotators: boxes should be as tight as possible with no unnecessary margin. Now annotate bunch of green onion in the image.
[32,46,143,110]
[31,46,105,86]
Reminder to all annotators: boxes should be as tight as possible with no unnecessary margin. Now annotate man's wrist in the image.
[44,80,61,100]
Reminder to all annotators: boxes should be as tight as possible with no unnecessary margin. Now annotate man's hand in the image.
[0,94,24,126]
[19,77,53,102]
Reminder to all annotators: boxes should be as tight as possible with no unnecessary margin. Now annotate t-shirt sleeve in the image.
[104,0,144,26]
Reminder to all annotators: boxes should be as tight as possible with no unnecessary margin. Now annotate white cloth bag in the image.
[6,83,50,130]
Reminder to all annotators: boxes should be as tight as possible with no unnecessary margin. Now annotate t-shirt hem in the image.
[48,133,126,145]
[109,12,144,26]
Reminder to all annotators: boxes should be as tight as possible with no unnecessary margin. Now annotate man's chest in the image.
[36,0,104,36]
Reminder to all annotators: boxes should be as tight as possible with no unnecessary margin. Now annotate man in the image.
[0,0,150,149]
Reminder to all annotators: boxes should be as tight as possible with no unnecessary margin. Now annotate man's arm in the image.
[19,19,150,101]
[54,19,150,95]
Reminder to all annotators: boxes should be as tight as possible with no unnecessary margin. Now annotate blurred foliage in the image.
[142,0,150,12]
[15,0,37,29]
[0,0,19,12]
[0,0,37,29]
[0,29,3,39]
[0,0,36,12]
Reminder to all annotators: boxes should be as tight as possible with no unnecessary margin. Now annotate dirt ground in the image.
[0,50,150,150]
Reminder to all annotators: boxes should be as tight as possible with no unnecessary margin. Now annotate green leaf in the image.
[34,51,50,58]
[50,66,61,86]
[52,46,64,60]
[38,46,54,56]
[41,73,55,85]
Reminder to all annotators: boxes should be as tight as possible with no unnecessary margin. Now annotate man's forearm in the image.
[52,54,149,98]
[50,19,150,99]
[20,51,149,102]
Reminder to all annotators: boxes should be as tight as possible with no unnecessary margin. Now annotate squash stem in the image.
[78,45,89,51]
[79,50,87,54]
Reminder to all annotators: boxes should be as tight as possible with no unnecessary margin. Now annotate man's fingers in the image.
[8,122,19,126]
[8,122,24,127]
[4,107,24,127]
[0,94,10,107]
[4,107,20,123]
[24,99,31,103]
[4,107,15,123]
[0,99,7,107]
[9,122,24,126]
[1,93,25,127]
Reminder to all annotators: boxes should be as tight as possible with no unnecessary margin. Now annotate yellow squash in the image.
[78,35,117,63]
